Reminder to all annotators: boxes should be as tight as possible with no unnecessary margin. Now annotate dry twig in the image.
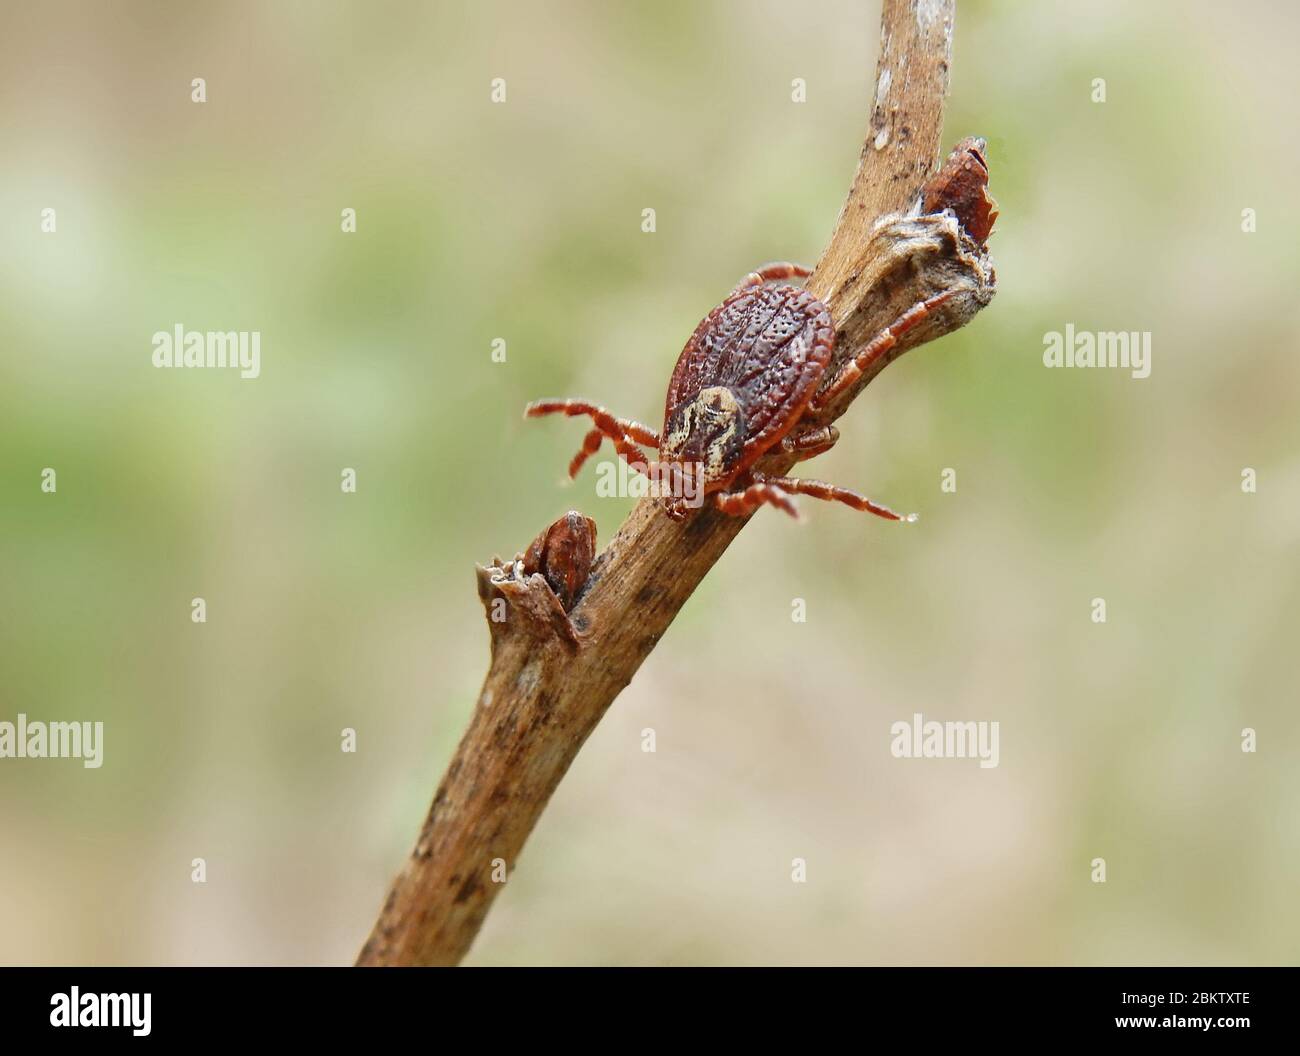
[358,0,993,967]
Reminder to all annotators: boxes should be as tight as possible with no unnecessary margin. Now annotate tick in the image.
[524,266,949,523]
[526,140,995,524]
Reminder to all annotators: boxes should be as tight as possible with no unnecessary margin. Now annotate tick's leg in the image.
[526,398,660,477]
[754,473,912,522]
[810,291,957,412]
[566,428,700,504]
[731,261,812,294]
[617,449,705,510]
[713,479,800,519]
[777,424,840,463]
[568,427,655,479]
[525,399,660,447]
[568,429,606,479]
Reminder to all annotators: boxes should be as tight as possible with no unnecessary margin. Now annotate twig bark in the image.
[358,0,986,967]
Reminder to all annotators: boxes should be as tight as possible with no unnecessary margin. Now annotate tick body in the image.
[526,261,949,522]
[525,262,948,522]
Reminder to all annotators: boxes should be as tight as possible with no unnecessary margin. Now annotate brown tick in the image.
[526,140,995,524]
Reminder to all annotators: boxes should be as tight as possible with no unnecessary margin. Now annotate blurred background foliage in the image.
[1,0,1297,965]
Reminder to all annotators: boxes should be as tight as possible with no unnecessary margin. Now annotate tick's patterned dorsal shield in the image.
[661,284,834,489]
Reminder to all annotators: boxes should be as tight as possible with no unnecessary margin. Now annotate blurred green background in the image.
[2,0,1297,966]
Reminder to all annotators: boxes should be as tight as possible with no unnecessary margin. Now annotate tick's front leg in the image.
[525,398,661,478]
[568,428,652,479]
[524,399,660,447]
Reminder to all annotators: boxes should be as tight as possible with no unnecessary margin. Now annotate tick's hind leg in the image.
[714,479,800,519]
[810,290,958,412]
[731,261,812,294]
[754,472,913,522]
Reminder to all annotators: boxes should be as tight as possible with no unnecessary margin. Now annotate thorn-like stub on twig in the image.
[476,511,597,652]
[807,138,998,424]
[919,136,999,249]
[519,511,597,611]
[808,208,995,424]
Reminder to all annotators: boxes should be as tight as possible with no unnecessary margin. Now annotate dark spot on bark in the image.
[492,716,515,748]
[636,584,658,606]
[684,511,716,541]
[572,570,598,607]
[454,875,483,905]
